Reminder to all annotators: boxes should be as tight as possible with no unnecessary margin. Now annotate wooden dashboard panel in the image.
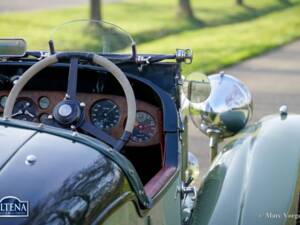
[0,90,163,147]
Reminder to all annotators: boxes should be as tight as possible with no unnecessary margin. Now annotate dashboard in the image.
[0,91,162,147]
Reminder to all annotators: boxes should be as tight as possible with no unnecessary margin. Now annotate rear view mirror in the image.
[188,80,211,103]
[185,72,211,104]
[0,39,27,57]
[181,72,211,117]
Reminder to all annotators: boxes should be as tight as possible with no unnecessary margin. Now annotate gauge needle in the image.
[101,105,117,117]
[11,110,23,117]
[24,110,35,118]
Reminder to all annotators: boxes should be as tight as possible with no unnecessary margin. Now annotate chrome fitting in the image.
[176,49,193,64]
[279,105,288,119]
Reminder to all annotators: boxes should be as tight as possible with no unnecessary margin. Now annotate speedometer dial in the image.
[90,99,120,130]
[131,111,156,143]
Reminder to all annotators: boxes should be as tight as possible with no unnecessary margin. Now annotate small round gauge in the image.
[131,111,156,143]
[39,113,49,123]
[12,99,37,121]
[90,99,120,130]
[38,96,50,109]
[0,96,8,108]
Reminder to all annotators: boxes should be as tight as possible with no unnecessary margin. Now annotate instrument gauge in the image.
[39,113,50,123]
[39,96,50,109]
[90,99,120,130]
[12,99,37,121]
[0,96,7,108]
[131,111,156,143]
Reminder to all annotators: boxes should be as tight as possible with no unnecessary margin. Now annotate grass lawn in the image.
[0,0,300,74]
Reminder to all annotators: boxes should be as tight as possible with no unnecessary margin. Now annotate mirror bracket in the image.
[207,128,222,162]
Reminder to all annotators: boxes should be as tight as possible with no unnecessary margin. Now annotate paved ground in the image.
[190,40,300,178]
[0,0,118,13]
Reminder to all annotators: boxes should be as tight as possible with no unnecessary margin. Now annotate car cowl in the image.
[0,124,129,225]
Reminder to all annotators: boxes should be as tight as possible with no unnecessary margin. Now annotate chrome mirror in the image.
[186,72,211,103]
[190,72,253,139]
[181,72,211,117]
[190,72,252,162]
[0,39,27,57]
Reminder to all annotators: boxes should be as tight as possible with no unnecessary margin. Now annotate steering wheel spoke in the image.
[66,57,79,100]
[81,121,118,148]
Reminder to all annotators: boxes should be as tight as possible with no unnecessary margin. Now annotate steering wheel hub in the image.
[53,100,81,126]
[58,104,72,117]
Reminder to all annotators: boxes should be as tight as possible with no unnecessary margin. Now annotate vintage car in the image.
[0,20,299,225]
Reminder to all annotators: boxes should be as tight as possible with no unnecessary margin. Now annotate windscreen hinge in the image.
[136,55,151,72]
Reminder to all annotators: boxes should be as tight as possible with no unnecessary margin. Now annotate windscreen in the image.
[50,19,135,55]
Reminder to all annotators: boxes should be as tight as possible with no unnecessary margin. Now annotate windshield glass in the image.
[50,19,135,55]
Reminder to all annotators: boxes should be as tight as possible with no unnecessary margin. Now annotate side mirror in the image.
[186,72,211,103]
[0,39,27,57]
[188,80,211,103]
[189,72,252,162]
[181,72,211,117]
[190,72,253,139]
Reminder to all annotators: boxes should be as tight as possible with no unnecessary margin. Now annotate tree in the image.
[178,0,196,21]
[279,0,291,4]
[90,0,102,21]
[236,0,244,5]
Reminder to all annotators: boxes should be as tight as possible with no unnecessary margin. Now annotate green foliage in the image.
[0,0,300,74]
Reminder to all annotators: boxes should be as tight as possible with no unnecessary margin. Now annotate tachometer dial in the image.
[90,99,120,130]
[12,99,37,121]
[131,111,156,143]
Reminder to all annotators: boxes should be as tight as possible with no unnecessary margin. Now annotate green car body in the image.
[192,114,300,225]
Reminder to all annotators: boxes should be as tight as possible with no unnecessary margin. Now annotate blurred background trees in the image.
[90,0,101,20]
[178,0,195,20]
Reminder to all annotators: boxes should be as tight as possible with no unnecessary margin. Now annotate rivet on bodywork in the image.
[129,169,135,175]
[279,105,288,119]
[25,155,37,166]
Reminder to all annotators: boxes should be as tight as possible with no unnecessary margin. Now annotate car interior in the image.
[0,61,178,198]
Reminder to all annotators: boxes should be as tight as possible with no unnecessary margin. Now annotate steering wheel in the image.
[3,52,136,151]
